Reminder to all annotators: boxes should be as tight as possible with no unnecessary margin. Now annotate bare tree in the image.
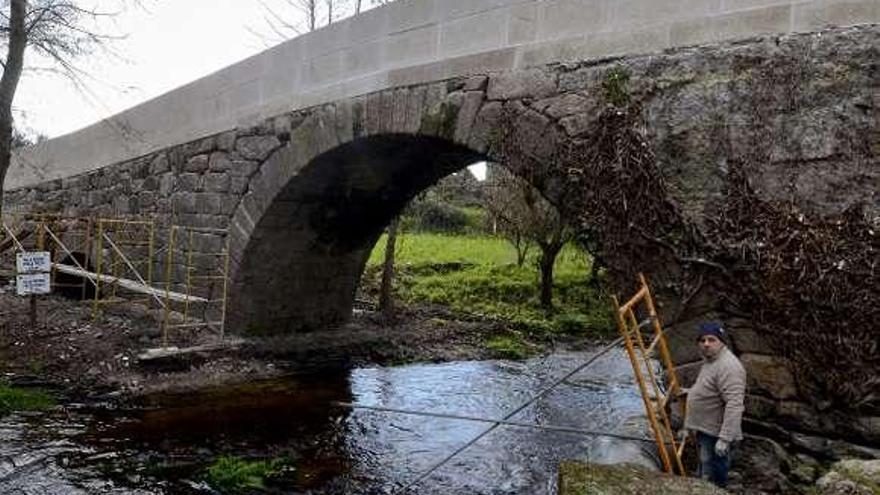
[1,0,129,221]
[484,164,574,311]
[255,0,395,43]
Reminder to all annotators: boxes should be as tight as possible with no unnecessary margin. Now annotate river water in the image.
[0,348,653,494]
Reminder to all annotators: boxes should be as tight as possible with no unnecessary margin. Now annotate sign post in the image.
[16,251,51,325]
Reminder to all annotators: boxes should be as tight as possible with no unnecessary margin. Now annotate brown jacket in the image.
[684,346,747,442]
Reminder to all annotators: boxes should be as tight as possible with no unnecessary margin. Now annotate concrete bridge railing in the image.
[7,0,878,190]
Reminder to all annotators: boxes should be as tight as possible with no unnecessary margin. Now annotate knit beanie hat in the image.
[696,321,726,342]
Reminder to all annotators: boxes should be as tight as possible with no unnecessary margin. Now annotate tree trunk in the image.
[379,216,399,321]
[355,0,362,13]
[538,241,564,311]
[0,0,28,223]
[308,0,317,31]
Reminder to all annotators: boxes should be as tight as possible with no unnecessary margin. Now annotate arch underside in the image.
[227,135,483,333]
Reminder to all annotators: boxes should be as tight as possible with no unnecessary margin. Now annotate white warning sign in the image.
[16,273,51,295]
[16,251,51,273]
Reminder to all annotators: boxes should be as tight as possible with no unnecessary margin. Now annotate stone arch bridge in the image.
[4,0,879,444]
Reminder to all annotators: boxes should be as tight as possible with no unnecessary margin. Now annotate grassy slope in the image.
[364,233,615,344]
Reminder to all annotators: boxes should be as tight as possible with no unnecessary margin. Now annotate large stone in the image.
[732,435,797,494]
[740,354,799,400]
[184,154,210,173]
[815,459,880,495]
[487,68,557,101]
[235,135,282,162]
[557,461,725,494]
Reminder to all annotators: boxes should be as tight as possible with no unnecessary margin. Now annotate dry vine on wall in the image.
[494,59,878,414]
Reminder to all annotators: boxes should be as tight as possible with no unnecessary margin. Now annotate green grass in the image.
[365,233,615,339]
[0,382,55,417]
[486,334,531,359]
[205,456,288,493]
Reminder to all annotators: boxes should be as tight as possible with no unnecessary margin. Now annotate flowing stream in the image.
[0,348,654,494]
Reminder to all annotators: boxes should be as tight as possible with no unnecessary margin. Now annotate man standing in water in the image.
[683,322,747,488]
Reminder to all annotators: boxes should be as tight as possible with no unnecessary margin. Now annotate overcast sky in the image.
[13,0,487,179]
[15,0,332,138]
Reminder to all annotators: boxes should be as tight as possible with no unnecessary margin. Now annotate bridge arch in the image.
[224,82,575,333]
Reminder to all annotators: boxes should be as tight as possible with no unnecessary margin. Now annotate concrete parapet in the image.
[7,0,878,191]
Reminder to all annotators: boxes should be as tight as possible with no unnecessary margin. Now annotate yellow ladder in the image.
[613,273,687,476]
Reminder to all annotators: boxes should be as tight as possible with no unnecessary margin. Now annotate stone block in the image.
[149,153,170,175]
[159,174,175,197]
[439,8,507,58]
[184,154,210,173]
[792,0,880,32]
[343,38,384,78]
[670,5,792,47]
[226,156,260,178]
[440,0,522,21]
[205,173,231,193]
[558,113,594,137]
[468,101,502,153]
[584,24,672,59]
[209,152,232,172]
[216,131,237,151]
[138,191,158,210]
[190,232,225,253]
[171,193,198,214]
[235,135,282,162]
[507,4,538,44]
[385,24,439,65]
[230,177,249,195]
[537,0,611,41]
[613,0,720,28]
[726,319,768,355]
[463,76,488,92]
[334,100,354,144]
[177,173,204,192]
[404,86,427,134]
[533,93,594,119]
[454,91,485,145]
[720,0,789,12]
[379,91,395,134]
[740,353,799,400]
[365,92,383,136]
[388,89,407,134]
[488,68,557,101]
[141,176,160,192]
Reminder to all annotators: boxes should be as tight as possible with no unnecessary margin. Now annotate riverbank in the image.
[0,288,602,398]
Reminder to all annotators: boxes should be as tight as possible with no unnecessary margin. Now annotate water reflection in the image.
[0,348,649,494]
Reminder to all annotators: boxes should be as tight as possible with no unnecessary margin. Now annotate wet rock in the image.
[739,354,799,400]
[558,461,725,494]
[730,434,796,494]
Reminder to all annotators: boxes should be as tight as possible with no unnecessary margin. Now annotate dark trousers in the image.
[696,432,734,488]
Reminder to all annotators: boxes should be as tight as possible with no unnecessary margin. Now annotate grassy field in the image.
[364,233,615,342]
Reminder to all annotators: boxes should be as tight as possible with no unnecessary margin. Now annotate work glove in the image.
[715,438,730,457]
[677,429,689,444]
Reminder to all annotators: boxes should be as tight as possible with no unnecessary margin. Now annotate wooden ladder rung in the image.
[646,332,663,355]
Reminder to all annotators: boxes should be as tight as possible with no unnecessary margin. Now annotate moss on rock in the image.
[558,461,726,495]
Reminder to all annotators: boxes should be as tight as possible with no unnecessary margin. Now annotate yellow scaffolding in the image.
[160,224,230,347]
[2,212,231,348]
[613,273,687,476]
[90,217,156,320]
